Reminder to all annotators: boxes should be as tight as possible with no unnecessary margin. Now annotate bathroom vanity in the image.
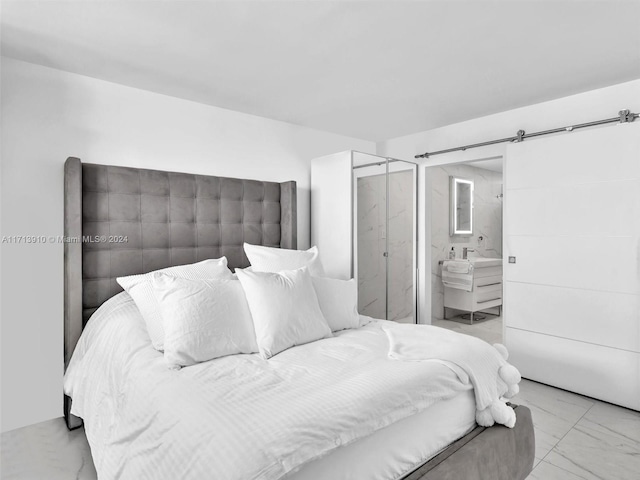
[443,257,503,323]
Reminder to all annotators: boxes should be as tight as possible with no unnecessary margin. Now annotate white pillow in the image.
[312,276,360,332]
[117,258,233,350]
[149,274,258,369]
[235,267,332,358]
[243,243,325,276]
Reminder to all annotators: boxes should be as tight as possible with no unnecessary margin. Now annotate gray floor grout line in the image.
[537,400,595,465]
[535,457,594,480]
[528,405,596,478]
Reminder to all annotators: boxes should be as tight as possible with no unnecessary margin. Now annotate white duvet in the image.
[65,293,479,480]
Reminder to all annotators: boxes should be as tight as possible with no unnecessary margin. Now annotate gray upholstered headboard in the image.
[63,157,296,427]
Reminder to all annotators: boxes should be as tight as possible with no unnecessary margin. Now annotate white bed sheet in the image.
[287,389,476,480]
[64,292,475,480]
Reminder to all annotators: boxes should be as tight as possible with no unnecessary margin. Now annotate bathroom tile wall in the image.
[357,173,387,319]
[431,164,502,320]
[387,170,415,321]
[357,170,414,321]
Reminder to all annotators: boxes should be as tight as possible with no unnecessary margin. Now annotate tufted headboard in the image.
[63,156,296,374]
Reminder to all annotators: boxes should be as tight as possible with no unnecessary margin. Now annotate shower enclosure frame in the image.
[351,151,419,323]
[310,150,420,323]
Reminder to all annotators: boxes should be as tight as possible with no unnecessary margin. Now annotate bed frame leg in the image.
[64,395,83,430]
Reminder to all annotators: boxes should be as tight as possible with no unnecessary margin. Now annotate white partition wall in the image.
[504,122,640,410]
[311,151,354,279]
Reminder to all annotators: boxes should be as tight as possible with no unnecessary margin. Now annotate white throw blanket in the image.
[383,323,521,428]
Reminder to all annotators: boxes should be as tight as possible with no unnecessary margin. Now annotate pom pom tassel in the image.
[499,364,521,385]
[493,343,509,360]
[476,401,517,428]
[476,407,495,427]
[505,382,520,399]
[491,400,516,428]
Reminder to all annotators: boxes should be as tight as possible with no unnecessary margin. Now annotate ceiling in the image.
[2,0,639,141]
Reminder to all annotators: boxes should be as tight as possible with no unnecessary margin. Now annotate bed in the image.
[62,157,534,480]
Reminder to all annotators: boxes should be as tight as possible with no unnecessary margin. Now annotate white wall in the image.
[377,79,640,325]
[0,57,374,432]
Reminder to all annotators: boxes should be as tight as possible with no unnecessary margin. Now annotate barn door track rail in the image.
[415,109,638,159]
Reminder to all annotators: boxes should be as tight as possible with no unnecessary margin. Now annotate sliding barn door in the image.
[504,122,640,410]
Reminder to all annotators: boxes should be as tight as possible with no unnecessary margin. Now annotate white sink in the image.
[468,257,503,268]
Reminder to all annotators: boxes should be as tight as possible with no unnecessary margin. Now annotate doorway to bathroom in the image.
[428,157,504,344]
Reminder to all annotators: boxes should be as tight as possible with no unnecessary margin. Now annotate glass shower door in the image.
[355,159,388,319]
[353,152,417,323]
[387,163,417,323]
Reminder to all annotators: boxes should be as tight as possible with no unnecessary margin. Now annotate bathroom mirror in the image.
[450,176,474,235]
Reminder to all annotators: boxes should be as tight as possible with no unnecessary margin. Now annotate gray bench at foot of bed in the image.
[403,405,535,480]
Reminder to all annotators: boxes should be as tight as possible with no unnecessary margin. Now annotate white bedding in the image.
[287,389,476,480]
[64,292,476,480]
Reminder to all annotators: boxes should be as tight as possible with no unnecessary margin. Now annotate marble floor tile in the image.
[513,379,594,459]
[1,418,96,480]
[514,379,595,425]
[432,314,503,345]
[431,318,461,329]
[579,400,640,445]
[395,315,415,324]
[526,460,587,480]
[543,403,640,480]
